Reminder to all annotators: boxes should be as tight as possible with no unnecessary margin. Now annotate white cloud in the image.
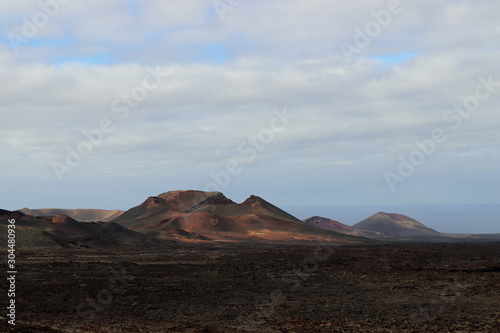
[0,0,499,213]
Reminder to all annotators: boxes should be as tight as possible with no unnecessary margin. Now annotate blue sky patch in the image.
[128,0,141,15]
[200,43,230,63]
[53,53,112,67]
[29,34,74,48]
[371,52,418,67]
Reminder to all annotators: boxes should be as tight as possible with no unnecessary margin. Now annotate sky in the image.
[1,1,499,231]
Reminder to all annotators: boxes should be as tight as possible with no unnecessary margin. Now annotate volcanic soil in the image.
[3,242,500,332]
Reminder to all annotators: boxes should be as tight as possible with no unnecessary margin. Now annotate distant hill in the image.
[110,190,374,244]
[17,208,124,222]
[306,213,500,243]
[303,216,353,233]
[353,212,440,237]
[7,198,500,245]
[0,209,158,249]
[303,216,387,239]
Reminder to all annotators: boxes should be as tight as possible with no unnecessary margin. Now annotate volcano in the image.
[353,212,440,237]
[110,190,373,244]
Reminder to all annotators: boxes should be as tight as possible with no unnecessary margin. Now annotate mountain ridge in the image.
[109,190,370,244]
[303,216,388,239]
[17,208,125,222]
[7,194,500,244]
[0,209,159,249]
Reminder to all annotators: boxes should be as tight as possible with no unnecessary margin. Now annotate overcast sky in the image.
[1,0,499,221]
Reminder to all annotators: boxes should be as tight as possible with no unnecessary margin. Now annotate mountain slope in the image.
[303,216,388,239]
[111,190,374,244]
[353,212,440,237]
[304,216,355,234]
[17,208,125,222]
[0,209,158,249]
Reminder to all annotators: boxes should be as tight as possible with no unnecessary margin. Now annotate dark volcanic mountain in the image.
[17,208,124,222]
[110,190,373,244]
[303,216,353,233]
[303,216,387,239]
[307,214,500,243]
[353,212,440,237]
[0,209,157,249]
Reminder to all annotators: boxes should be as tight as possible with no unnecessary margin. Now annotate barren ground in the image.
[2,242,500,332]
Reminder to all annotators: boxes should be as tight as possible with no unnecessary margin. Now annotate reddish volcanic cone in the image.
[110,190,374,244]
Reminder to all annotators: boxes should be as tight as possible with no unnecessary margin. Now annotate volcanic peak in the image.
[241,195,267,207]
[353,211,439,236]
[374,212,410,222]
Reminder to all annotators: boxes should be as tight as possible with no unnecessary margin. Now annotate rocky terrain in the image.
[2,242,500,332]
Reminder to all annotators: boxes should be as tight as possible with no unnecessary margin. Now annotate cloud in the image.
[0,0,499,214]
